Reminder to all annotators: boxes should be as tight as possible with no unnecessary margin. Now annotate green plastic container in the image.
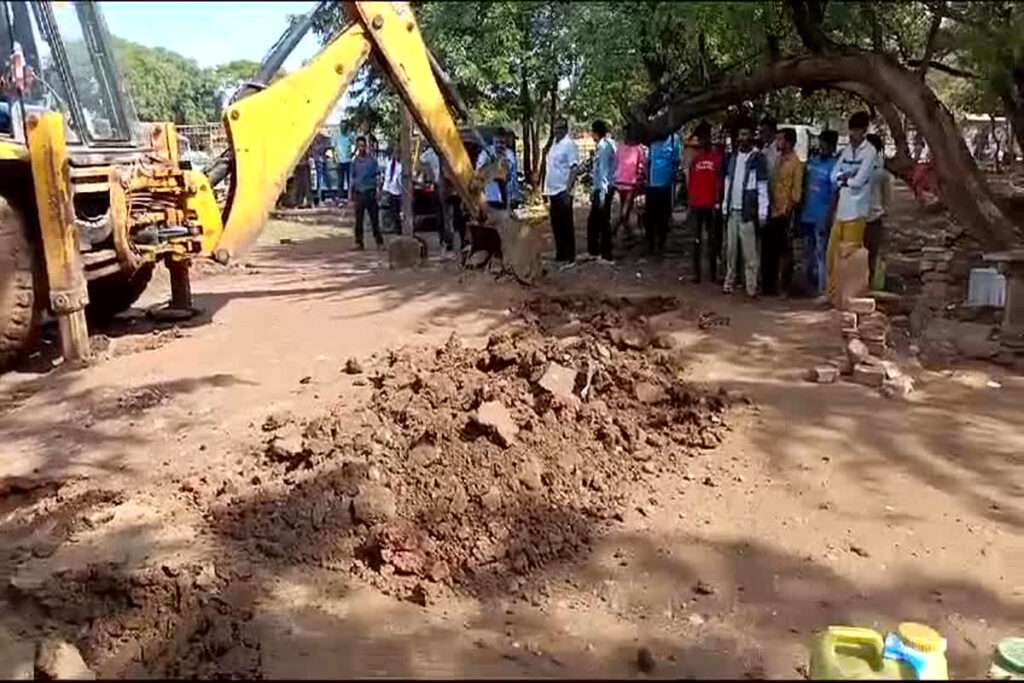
[990,638,1024,680]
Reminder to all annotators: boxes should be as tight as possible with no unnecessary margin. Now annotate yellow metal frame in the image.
[26,113,91,362]
[347,1,494,221]
[212,22,371,262]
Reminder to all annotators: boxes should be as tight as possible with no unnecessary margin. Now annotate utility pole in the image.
[400,102,414,236]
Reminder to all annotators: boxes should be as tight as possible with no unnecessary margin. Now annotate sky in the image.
[100,1,348,122]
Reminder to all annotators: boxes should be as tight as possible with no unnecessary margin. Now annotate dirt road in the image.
[1,213,1020,678]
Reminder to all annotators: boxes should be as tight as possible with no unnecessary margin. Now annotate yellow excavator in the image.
[0,0,527,371]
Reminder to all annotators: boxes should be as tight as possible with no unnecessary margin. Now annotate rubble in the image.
[35,639,95,680]
[211,293,732,604]
[852,363,886,388]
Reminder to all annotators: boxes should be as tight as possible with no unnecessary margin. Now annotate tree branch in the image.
[917,5,944,78]
[905,60,979,79]
[787,0,834,53]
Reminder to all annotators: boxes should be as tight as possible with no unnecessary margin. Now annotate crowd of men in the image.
[291,124,522,253]
[292,110,893,302]
[545,110,893,301]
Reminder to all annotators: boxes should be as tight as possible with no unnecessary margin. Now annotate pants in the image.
[826,218,867,298]
[385,192,402,233]
[445,194,466,250]
[353,189,382,246]
[547,191,575,262]
[616,187,639,239]
[865,218,884,286]
[587,189,614,260]
[314,157,330,202]
[691,208,719,282]
[801,220,828,296]
[336,161,351,196]
[761,214,794,296]
[725,210,759,296]
[644,185,672,254]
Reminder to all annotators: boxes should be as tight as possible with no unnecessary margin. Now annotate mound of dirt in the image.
[209,294,735,604]
[8,561,260,679]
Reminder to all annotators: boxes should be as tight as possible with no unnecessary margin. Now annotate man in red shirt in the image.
[688,121,723,283]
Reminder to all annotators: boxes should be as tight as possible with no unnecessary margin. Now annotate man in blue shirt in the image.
[348,136,384,250]
[646,130,681,255]
[476,129,517,210]
[586,120,617,262]
[332,124,353,204]
[799,129,839,295]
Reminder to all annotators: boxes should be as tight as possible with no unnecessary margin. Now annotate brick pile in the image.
[808,296,914,398]
[919,246,955,304]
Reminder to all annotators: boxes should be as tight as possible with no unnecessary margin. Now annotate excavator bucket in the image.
[211,23,370,264]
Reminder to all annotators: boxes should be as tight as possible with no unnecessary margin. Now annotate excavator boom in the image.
[210,0,496,264]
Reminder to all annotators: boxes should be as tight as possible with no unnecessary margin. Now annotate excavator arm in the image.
[207,0,501,264]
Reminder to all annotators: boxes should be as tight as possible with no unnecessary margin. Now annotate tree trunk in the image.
[400,103,414,236]
[641,49,1021,250]
[520,65,534,189]
[538,77,558,192]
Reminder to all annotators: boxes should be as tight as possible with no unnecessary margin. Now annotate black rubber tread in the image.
[0,196,40,371]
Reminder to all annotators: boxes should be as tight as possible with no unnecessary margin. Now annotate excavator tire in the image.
[0,196,42,371]
[86,262,154,322]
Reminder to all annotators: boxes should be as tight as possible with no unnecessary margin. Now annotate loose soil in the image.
[0,186,1020,679]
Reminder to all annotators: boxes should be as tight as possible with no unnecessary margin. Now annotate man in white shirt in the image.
[720,119,770,297]
[383,143,403,234]
[825,110,879,298]
[864,133,892,287]
[542,118,580,264]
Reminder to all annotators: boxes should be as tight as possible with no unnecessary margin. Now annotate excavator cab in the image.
[1,1,139,147]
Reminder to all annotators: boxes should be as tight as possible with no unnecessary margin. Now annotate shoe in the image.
[558,261,577,272]
[577,254,597,263]
[597,257,615,266]
[722,284,733,294]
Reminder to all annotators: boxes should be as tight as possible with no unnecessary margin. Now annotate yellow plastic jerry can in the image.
[811,624,949,680]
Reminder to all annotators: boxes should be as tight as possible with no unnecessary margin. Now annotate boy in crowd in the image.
[827,111,879,298]
[614,126,646,246]
[721,119,769,298]
[762,127,803,296]
[688,120,723,283]
[645,129,681,256]
[332,124,352,204]
[799,130,839,295]
[382,142,403,234]
[586,120,617,263]
[865,133,892,287]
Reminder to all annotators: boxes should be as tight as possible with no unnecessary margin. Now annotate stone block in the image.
[809,365,839,384]
[846,297,876,314]
[853,363,886,388]
[387,236,427,270]
[922,281,949,300]
[840,311,858,330]
[881,375,914,399]
[846,338,870,365]
[922,271,949,283]
[865,340,888,357]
